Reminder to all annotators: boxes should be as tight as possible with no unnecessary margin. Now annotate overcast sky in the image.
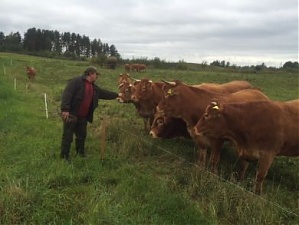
[1,0,298,67]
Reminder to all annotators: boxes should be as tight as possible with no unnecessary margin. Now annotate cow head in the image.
[118,73,132,85]
[118,82,134,103]
[149,112,171,138]
[150,112,189,139]
[194,100,226,138]
[156,80,185,118]
[131,78,153,102]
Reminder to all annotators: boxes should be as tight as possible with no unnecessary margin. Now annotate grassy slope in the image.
[0,53,298,224]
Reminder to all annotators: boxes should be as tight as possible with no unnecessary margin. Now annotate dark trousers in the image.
[61,116,88,158]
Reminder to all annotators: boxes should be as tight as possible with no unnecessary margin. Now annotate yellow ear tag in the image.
[212,105,219,110]
[167,89,172,95]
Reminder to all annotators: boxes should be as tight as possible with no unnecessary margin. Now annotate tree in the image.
[283,61,298,69]
[109,44,120,59]
[2,28,121,61]
[106,56,117,69]
[3,32,22,52]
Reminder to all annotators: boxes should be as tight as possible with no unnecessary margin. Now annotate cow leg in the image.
[143,118,150,132]
[193,136,207,167]
[237,159,249,181]
[198,147,207,168]
[208,138,225,174]
[254,156,274,195]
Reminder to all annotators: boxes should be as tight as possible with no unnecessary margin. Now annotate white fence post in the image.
[44,93,49,119]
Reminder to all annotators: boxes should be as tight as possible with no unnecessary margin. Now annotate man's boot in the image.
[61,144,71,162]
[75,139,86,157]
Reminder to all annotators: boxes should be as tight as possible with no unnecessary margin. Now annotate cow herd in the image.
[124,63,147,73]
[117,73,299,194]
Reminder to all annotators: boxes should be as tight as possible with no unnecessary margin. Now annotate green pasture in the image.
[0,53,298,224]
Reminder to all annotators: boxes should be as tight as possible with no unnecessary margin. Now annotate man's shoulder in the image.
[68,75,85,83]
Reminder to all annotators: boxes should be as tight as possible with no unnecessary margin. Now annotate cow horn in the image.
[161,79,176,86]
[131,77,140,82]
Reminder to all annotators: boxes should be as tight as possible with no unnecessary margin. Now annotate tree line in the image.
[0,27,120,60]
[0,27,297,71]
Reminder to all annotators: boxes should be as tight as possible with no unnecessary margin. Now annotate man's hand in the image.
[61,111,70,121]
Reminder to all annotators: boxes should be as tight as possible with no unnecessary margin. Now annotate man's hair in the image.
[84,66,99,76]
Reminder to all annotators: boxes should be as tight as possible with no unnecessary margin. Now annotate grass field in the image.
[0,52,298,224]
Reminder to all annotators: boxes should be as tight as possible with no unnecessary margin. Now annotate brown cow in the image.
[137,64,147,72]
[194,99,299,194]
[118,82,135,103]
[150,80,255,139]
[156,80,269,170]
[131,64,140,72]
[130,78,165,131]
[150,112,190,139]
[26,66,36,81]
[117,79,152,131]
[118,73,133,86]
[196,80,254,93]
[124,64,131,72]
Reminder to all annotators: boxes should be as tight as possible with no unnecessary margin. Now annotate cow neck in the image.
[152,82,164,105]
[220,102,260,149]
[179,86,217,126]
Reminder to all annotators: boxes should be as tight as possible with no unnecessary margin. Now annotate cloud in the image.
[0,0,297,67]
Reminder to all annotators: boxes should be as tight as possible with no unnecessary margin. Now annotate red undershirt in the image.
[78,81,94,117]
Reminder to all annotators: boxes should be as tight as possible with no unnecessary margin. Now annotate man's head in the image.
[84,66,100,83]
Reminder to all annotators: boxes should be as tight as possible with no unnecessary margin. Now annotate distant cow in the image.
[194,99,299,194]
[131,64,140,72]
[156,80,269,170]
[26,66,36,81]
[137,64,147,72]
[124,64,131,72]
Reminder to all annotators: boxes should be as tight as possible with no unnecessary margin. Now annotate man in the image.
[60,66,122,161]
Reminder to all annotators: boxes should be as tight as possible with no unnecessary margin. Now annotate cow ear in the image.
[208,99,223,116]
[167,88,173,95]
[211,101,220,110]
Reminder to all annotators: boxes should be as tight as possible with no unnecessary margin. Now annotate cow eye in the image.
[157,118,164,126]
[204,113,209,120]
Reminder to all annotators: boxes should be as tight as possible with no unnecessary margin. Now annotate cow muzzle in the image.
[149,130,157,138]
[193,127,204,136]
[131,95,138,102]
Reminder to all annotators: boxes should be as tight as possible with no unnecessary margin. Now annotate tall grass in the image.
[0,53,298,224]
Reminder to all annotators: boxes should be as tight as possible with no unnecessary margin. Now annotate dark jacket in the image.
[61,75,118,123]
